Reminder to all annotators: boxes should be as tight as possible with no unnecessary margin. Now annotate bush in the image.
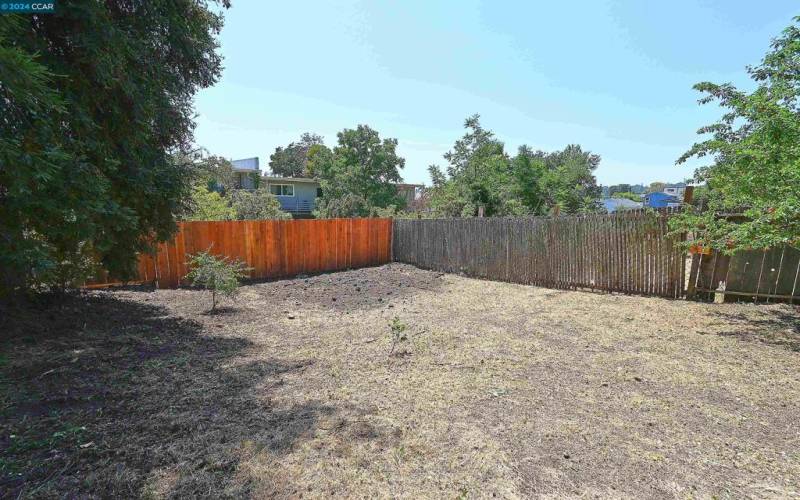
[184,250,249,311]
[388,316,408,356]
[185,186,236,221]
[229,189,291,220]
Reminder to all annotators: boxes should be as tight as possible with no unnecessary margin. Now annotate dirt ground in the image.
[2,263,800,499]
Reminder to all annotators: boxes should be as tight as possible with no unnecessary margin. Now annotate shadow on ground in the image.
[0,292,329,498]
[711,306,800,352]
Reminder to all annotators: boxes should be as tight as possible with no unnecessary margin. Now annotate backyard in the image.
[2,263,799,498]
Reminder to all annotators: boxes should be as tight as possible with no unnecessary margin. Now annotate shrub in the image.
[185,186,236,221]
[229,189,291,220]
[388,316,408,356]
[184,250,249,311]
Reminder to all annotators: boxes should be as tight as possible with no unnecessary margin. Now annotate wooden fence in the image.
[689,245,800,302]
[88,218,393,289]
[393,210,686,298]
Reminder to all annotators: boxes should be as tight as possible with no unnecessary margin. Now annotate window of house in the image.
[269,184,294,196]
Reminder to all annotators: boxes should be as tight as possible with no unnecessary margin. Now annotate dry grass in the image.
[2,263,800,498]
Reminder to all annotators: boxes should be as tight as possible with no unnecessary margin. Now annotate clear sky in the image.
[193,1,798,186]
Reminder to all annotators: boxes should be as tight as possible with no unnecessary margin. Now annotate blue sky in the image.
[194,1,798,186]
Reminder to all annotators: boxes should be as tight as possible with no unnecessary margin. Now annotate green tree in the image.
[671,17,800,252]
[442,114,502,179]
[612,192,642,202]
[427,116,601,217]
[314,125,406,218]
[306,143,334,179]
[192,154,237,194]
[608,184,632,197]
[229,189,291,220]
[428,115,518,217]
[269,133,325,178]
[689,184,710,209]
[0,2,227,292]
[647,181,667,193]
[509,146,547,214]
[538,145,602,214]
[186,186,236,221]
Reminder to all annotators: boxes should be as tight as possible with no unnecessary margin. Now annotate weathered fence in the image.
[689,245,800,302]
[393,210,686,298]
[88,218,393,289]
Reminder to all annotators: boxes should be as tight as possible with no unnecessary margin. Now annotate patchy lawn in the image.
[2,263,800,498]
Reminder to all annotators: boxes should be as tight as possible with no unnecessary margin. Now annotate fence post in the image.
[389,217,394,263]
[686,254,700,299]
[682,185,694,205]
[679,187,695,297]
[505,219,510,282]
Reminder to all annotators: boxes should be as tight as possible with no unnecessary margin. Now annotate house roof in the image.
[602,198,643,212]
[263,176,320,184]
[262,176,421,189]
[644,192,679,201]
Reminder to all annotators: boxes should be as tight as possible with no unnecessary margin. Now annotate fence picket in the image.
[393,211,685,297]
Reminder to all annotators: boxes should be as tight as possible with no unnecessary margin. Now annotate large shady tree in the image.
[312,125,406,218]
[268,132,325,178]
[0,2,229,292]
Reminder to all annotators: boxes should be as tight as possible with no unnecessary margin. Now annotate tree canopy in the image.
[671,17,800,252]
[0,2,227,291]
[427,115,601,217]
[191,153,237,194]
[186,186,236,222]
[313,125,406,218]
[611,192,642,202]
[269,133,324,178]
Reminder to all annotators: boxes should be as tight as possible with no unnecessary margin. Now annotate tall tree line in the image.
[426,115,601,217]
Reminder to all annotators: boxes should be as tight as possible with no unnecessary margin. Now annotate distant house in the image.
[261,175,423,217]
[643,192,680,208]
[663,182,687,198]
[602,198,643,213]
[231,157,260,189]
[262,176,321,216]
[231,156,423,216]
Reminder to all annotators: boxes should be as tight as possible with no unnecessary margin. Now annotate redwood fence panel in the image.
[392,210,686,298]
[87,218,393,289]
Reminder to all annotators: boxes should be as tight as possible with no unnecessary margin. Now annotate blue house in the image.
[261,176,423,217]
[263,176,321,216]
[231,156,423,217]
[643,192,680,208]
